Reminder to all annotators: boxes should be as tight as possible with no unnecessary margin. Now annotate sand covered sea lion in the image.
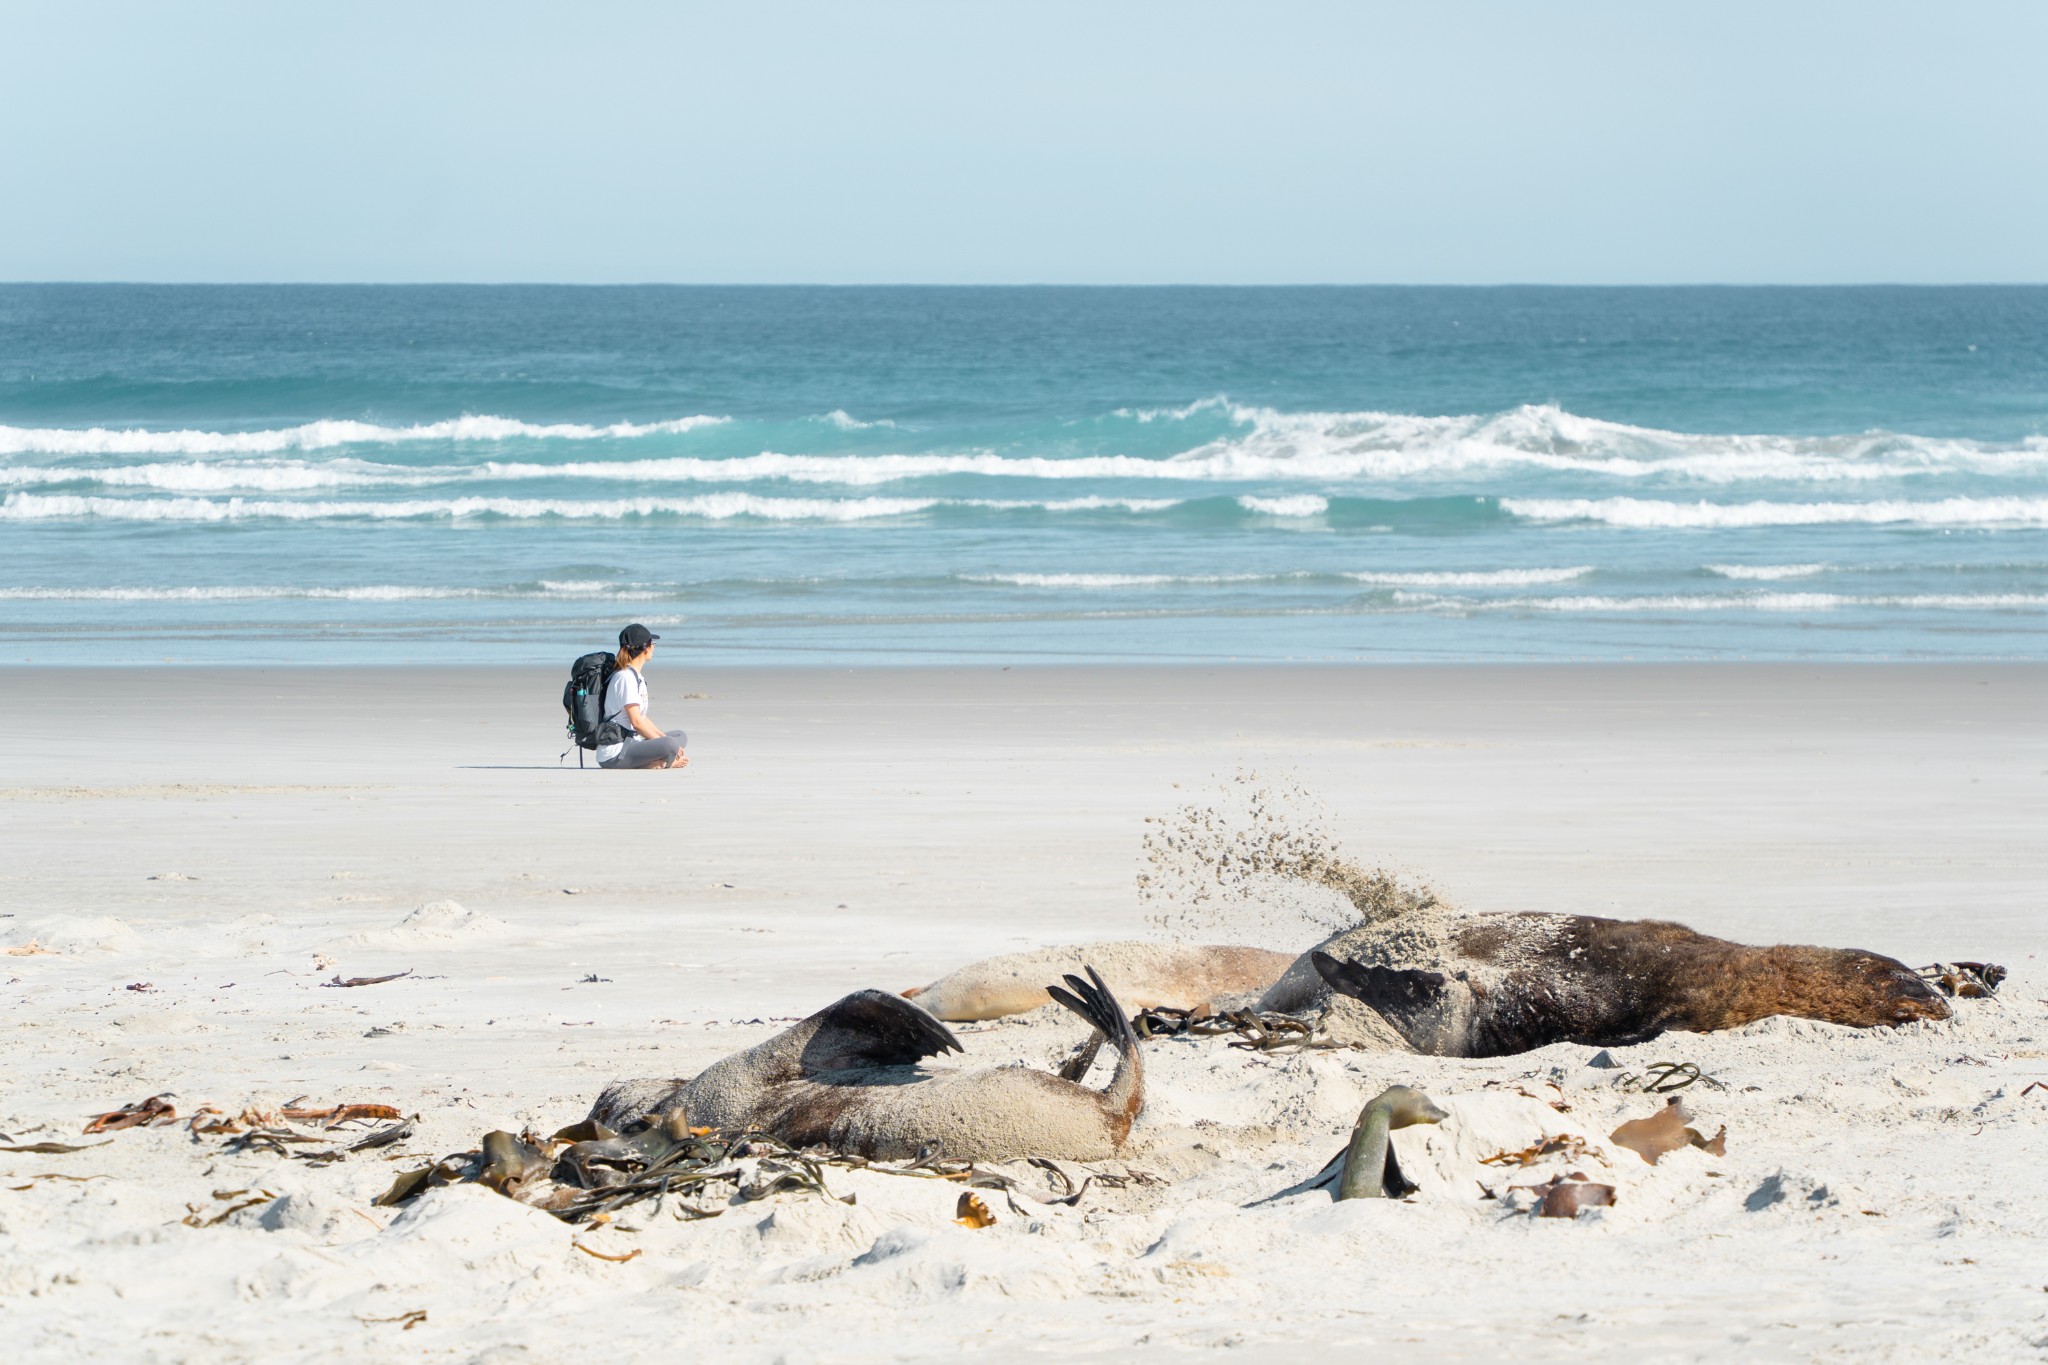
[588,967,1143,1161]
[1307,911,1951,1058]
[904,941,1296,1021]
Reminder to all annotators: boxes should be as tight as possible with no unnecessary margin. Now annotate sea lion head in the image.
[1374,1084,1450,1130]
[1829,949,1951,1027]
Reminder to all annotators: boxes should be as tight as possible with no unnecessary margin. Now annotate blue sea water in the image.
[2,284,2045,664]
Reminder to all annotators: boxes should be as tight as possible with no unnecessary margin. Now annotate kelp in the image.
[181,1187,277,1227]
[1479,1134,1604,1169]
[1918,962,2006,999]
[1615,1061,1725,1093]
[375,1113,1142,1225]
[0,1139,113,1154]
[83,1094,178,1133]
[1512,1171,1617,1219]
[1131,1005,1336,1053]
[321,969,414,988]
[9,1172,111,1190]
[1611,1097,1727,1165]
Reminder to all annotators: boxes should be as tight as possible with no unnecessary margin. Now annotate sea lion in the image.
[904,941,1297,1021]
[587,967,1143,1162]
[1337,1085,1448,1201]
[1307,911,1950,1058]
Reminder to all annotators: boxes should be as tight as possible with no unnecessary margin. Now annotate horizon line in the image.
[7,280,2048,290]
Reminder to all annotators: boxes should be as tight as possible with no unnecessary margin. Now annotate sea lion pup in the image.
[1308,912,1950,1058]
[586,967,1144,1162]
[904,940,1296,1021]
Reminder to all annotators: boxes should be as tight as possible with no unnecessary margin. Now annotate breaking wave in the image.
[0,491,1193,523]
[1394,591,2048,613]
[0,414,730,457]
[1502,496,2048,529]
[7,403,2046,489]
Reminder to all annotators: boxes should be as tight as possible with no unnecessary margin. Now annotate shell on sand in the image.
[905,940,1296,1021]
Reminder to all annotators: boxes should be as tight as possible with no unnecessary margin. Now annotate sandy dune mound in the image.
[339,899,511,949]
[3,913,145,956]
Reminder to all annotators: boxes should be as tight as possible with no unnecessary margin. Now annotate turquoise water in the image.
[3,284,2046,663]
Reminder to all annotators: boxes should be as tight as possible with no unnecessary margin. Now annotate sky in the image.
[4,1,2045,285]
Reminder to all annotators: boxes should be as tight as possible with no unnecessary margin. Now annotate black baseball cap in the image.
[619,623,661,651]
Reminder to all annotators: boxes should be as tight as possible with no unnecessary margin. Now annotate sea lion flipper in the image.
[1046,966,1138,1053]
[801,989,965,1073]
[1311,952,1448,1014]
[1380,1142,1418,1199]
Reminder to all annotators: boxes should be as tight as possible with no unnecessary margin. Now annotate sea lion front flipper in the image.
[1312,953,1453,1054]
[799,989,965,1074]
[1311,951,1448,1013]
[1380,1142,1418,1199]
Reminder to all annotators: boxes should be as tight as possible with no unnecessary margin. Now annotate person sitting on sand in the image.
[597,623,688,771]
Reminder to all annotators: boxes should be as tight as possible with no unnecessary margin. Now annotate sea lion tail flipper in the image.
[1046,965,1137,1053]
[1046,966,1144,1132]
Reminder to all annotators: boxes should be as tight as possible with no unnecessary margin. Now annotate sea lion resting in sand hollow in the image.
[904,941,1296,1021]
[588,968,1142,1162]
[1302,912,1950,1058]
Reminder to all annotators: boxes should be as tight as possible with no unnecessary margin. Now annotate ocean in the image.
[3,284,2045,664]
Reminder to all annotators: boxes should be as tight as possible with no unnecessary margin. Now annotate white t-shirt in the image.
[596,666,648,764]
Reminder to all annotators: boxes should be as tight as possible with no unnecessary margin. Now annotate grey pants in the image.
[600,729,687,770]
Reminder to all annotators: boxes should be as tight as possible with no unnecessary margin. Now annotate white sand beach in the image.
[2,664,2044,1361]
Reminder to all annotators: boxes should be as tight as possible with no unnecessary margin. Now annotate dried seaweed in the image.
[1919,962,2007,999]
[1,1139,113,1154]
[282,1103,403,1126]
[1616,1061,1725,1093]
[321,970,413,988]
[572,1241,642,1263]
[377,1116,1131,1226]
[1611,1097,1728,1165]
[1131,1005,1337,1053]
[954,1191,997,1228]
[358,1310,428,1330]
[9,1172,111,1190]
[182,1187,277,1227]
[1512,1172,1617,1218]
[83,1094,178,1133]
[1479,1135,1605,1168]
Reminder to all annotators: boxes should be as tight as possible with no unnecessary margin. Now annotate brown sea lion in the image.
[904,941,1296,1021]
[1307,912,1950,1058]
[587,967,1143,1162]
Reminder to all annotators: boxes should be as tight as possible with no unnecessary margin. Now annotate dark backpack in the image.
[563,650,619,752]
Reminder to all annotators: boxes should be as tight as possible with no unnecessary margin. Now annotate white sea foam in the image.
[9,401,2048,489]
[0,491,1191,523]
[821,410,897,430]
[12,401,2047,492]
[0,414,730,457]
[1503,496,2048,529]
[1114,396,1233,423]
[963,572,1278,588]
[1704,563,1828,580]
[1237,494,1329,516]
[0,585,498,602]
[1343,566,1593,587]
[1035,496,1183,513]
[1392,590,2048,613]
[0,492,941,523]
[0,459,433,493]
